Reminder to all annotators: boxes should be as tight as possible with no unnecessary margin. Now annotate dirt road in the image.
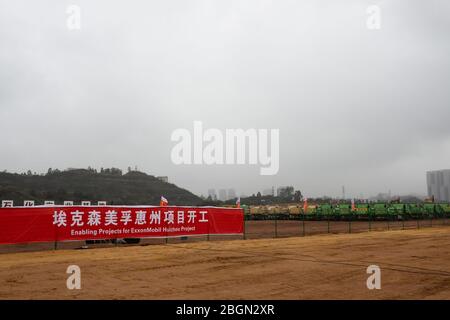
[1,227,449,299]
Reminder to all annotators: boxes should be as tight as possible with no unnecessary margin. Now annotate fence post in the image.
[54,224,58,250]
[302,215,305,237]
[243,215,246,240]
[368,216,372,232]
[348,219,351,234]
[327,218,330,234]
[274,217,278,238]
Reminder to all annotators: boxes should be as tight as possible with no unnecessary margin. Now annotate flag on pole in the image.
[236,197,241,208]
[303,197,308,214]
[160,196,168,206]
[351,198,356,211]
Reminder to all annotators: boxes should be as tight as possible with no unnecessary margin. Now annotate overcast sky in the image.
[1,0,449,198]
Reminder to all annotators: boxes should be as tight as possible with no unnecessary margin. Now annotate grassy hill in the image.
[0,169,202,206]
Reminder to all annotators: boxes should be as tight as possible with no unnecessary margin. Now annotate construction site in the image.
[1,227,449,299]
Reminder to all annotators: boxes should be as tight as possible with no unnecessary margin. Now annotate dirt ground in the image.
[1,227,450,299]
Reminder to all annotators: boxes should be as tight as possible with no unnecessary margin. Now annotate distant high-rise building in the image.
[157,176,168,183]
[227,188,236,200]
[207,189,217,201]
[218,189,228,201]
[262,188,274,196]
[427,170,450,202]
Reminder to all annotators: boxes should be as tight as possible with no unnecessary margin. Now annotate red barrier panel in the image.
[0,206,244,244]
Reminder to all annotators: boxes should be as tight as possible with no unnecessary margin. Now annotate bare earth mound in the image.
[1,227,450,299]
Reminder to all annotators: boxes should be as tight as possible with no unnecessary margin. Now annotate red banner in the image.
[0,206,244,244]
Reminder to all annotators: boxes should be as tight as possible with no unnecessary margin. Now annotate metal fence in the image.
[243,213,449,239]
